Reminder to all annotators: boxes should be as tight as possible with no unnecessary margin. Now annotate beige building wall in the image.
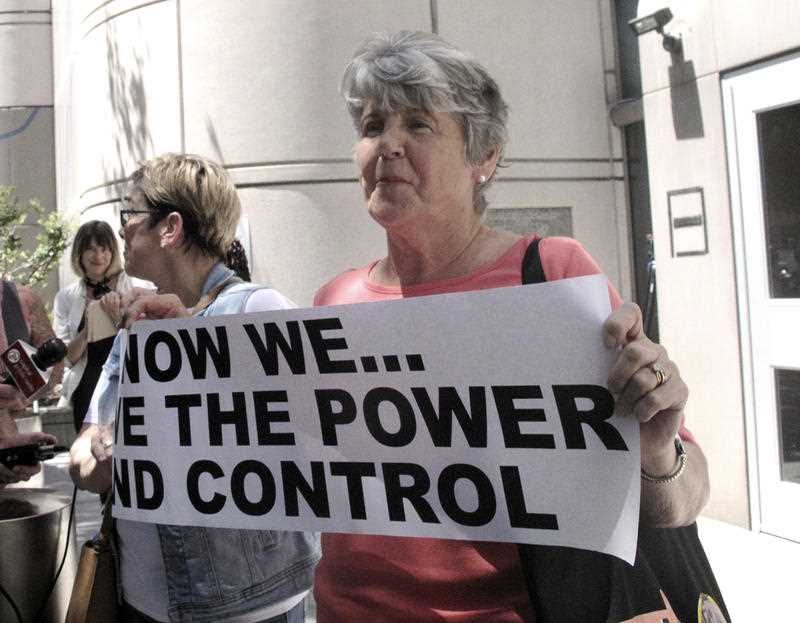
[636,0,800,527]
[441,1,630,297]
[0,0,58,301]
[52,0,631,306]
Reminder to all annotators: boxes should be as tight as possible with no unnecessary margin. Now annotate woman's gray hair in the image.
[341,31,509,213]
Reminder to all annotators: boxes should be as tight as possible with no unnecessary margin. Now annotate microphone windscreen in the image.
[31,337,68,370]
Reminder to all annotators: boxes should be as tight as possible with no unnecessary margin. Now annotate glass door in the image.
[723,53,800,541]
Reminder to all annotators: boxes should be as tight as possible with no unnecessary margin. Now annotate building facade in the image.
[627,1,800,617]
[633,0,800,536]
[1,0,798,618]
[0,0,57,300]
[51,0,630,306]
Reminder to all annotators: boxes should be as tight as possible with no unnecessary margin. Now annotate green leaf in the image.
[0,186,71,289]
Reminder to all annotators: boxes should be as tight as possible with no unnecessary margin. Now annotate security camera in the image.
[628,8,682,55]
[629,8,673,35]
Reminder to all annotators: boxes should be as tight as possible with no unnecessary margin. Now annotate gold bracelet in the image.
[641,436,687,484]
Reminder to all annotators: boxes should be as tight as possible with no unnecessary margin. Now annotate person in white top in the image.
[53,220,135,430]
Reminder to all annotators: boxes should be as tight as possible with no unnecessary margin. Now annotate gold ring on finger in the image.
[651,362,668,387]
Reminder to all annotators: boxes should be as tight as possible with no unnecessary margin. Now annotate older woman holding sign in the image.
[69,153,319,623]
[311,31,710,622]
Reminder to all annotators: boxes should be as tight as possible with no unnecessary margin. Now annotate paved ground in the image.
[698,516,799,621]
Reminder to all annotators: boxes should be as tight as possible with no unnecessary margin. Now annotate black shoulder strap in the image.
[517,236,729,621]
[517,237,680,620]
[521,237,546,285]
[2,281,31,344]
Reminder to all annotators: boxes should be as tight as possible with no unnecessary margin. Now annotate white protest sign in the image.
[113,274,640,563]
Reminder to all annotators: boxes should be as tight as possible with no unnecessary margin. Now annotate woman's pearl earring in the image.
[478,175,487,185]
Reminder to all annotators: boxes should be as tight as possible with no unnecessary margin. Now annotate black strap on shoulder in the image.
[521,237,546,285]
[515,235,729,620]
[2,280,31,344]
[518,237,668,620]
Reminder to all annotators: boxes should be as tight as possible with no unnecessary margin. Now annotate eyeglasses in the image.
[119,208,153,227]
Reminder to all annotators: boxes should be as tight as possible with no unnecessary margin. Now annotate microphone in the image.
[0,442,68,467]
[0,337,67,400]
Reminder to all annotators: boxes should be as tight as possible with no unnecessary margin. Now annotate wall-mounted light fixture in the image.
[629,7,682,55]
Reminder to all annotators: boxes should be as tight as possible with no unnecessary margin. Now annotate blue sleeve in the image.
[84,332,123,427]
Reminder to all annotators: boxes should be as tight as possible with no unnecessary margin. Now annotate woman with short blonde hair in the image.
[127,153,239,258]
[71,152,319,623]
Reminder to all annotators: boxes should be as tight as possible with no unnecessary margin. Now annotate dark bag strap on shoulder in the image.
[2,280,31,345]
[519,236,657,620]
[521,237,545,286]
[516,237,729,622]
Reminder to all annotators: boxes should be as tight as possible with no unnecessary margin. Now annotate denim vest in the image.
[156,265,320,621]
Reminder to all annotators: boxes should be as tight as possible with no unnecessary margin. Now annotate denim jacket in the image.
[100,264,320,622]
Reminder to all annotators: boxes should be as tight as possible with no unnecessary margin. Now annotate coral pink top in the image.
[312,236,687,622]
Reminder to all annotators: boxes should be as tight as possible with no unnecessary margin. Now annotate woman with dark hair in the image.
[226,238,251,281]
[53,220,134,429]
